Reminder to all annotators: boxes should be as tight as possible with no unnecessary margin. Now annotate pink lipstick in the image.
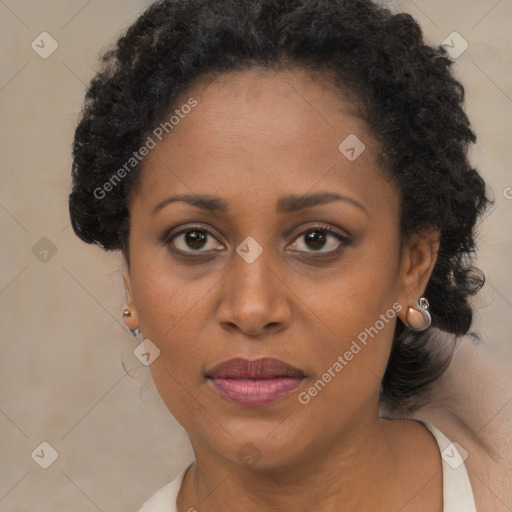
[206,357,306,406]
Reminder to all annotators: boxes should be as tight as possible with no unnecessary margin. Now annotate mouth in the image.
[206,357,306,407]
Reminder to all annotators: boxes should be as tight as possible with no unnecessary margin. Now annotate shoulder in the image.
[136,466,189,512]
[413,332,512,510]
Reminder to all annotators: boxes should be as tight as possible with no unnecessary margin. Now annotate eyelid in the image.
[164,222,351,255]
[164,224,225,251]
[286,223,351,253]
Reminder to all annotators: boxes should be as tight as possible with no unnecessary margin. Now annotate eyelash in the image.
[164,223,350,257]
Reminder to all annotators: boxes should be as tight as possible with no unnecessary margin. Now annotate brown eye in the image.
[304,230,328,251]
[167,226,224,253]
[289,225,350,254]
[183,230,208,250]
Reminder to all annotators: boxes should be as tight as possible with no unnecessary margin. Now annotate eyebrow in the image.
[151,191,367,216]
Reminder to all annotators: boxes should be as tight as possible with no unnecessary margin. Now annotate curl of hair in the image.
[69,0,493,415]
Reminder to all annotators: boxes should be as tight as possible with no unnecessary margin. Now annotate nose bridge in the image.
[232,237,276,305]
[217,235,290,333]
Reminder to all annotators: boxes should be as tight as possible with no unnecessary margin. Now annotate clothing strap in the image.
[417,420,477,512]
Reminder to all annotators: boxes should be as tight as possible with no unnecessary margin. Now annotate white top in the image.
[421,421,477,512]
[136,421,477,512]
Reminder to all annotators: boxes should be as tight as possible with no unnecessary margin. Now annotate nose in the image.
[216,248,292,337]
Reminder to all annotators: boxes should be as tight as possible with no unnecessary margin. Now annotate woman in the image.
[68,0,511,510]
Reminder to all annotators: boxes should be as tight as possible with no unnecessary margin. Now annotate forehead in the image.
[132,67,396,217]
[180,67,368,155]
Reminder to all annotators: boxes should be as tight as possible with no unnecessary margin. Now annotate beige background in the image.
[0,0,511,510]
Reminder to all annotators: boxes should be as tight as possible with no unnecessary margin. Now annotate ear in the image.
[122,257,140,331]
[396,227,440,325]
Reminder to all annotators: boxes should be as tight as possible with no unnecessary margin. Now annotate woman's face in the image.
[123,68,437,470]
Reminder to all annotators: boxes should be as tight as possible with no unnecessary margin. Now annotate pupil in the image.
[186,230,207,250]
[306,231,326,250]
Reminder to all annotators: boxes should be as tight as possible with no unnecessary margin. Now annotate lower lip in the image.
[208,377,304,406]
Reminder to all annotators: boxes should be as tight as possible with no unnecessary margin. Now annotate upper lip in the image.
[206,357,306,379]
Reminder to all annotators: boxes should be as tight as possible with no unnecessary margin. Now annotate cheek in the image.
[138,280,211,428]
[321,236,400,323]
[129,272,210,419]
[304,236,400,380]
[131,244,208,339]
[312,282,397,379]
[298,285,398,424]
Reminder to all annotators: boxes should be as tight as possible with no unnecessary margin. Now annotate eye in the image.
[165,223,350,256]
[166,225,224,254]
[288,224,350,254]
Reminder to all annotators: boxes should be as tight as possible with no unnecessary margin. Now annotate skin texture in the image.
[122,68,445,511]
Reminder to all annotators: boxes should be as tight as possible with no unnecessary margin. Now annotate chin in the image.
[202,423,307,471]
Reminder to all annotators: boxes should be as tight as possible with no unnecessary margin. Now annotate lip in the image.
[206,357,306,406]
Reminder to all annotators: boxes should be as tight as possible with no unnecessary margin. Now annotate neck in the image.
[177,416,433,512]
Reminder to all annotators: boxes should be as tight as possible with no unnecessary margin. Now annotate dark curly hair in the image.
[69,0,492,416]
